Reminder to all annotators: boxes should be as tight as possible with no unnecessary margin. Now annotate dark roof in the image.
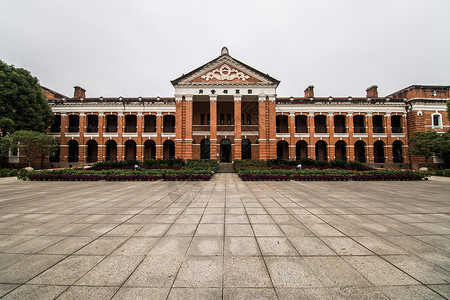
[387,85,450,97]
[41,85,69,99]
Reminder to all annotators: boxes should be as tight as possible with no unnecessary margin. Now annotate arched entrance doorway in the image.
[374,140,385,163]
[393,140,403,163]
[144,139,156,160]
[105,140,117,161]
[86,140,98,163]
[354,140,366,163]
[296,140,308,160]
[335,140,347,161]
[68,140,79,162]
[124,140,136,160]
[200,139,210,159]
[163,140,175,159]
[241,139,251,160]
[315,140,327,161]
[220,139,231,162]
[276,141,289,159]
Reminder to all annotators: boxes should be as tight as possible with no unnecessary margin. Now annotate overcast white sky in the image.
[1,0,449,98]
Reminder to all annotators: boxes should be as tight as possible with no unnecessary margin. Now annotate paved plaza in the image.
[0,174,449,299]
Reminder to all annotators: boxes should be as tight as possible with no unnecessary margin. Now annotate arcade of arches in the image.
[42,47,448,168]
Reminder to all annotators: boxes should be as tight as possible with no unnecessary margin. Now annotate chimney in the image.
[304,85,314,98]
[74,86,86,98]
[366,85,378,98]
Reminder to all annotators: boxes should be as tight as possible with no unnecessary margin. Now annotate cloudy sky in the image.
[1,0,449,99]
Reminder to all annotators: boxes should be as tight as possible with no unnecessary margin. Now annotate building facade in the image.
[39,47,448,168]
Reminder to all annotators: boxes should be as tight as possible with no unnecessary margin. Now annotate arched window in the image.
[49,142,60,162]
[106,115,118,132]
[105,140,117,161]
[334,115,346,133]
[276,115,289,133]
[163,115,175,133]
[201,139,210,159]
[354,140,366,163]
[86,115,98,132]
[241,139,251,160]
[144,115,156,132]
[374,140,385,163]
[315,140,327,161]
[163,140,175,159]
[432,113,442,127]
[335,140,347,161]
[50,115,61,133]
[68,140,79,162]
[296,140,308,160]
[144,140,156,160]
[393,140,403,163]
[295,115,308,133]
[314,115,327,133]
[391,115,402,133]
[372,115,384,133]
[220,139,231,162]
[125,115,137,132]
[68,115,79,132]
[86,140,98,162]
[353,115,366,133]
[124,140,137,160]
[276,141,289,159]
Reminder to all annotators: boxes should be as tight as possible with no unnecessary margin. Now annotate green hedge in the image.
[0,169,18,177]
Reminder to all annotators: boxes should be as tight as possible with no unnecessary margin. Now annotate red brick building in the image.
[25,47,449,168]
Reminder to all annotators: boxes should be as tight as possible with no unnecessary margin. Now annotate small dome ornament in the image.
[221,46,229,55]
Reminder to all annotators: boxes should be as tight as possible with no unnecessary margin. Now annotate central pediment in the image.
[171,48,280,87]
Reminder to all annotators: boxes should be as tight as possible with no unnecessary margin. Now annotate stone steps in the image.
[217,163,235,173]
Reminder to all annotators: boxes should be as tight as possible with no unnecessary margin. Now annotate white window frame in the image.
[431,113,442,128]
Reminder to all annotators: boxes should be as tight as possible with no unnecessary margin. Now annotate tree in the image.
[434,132,450,166]
[408,131,440,167]
[9,130,58,167]
[0,117,14,137]
[0,60,53,133]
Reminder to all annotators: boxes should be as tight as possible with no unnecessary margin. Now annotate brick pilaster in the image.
[185,95,193,160]
[156,113,163,159]
[347,113,354,160]
[175,96,183,158]
[268,95,277,159]
[366,114,374,163]
[289,113,296,160]
[258,95,267,159]
[210,95,218,160]
[234,95,242,160]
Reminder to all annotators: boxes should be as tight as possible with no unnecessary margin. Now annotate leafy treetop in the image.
[0,60,53,133]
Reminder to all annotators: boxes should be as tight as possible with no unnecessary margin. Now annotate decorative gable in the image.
[201,64,250,81]
[171,47,280,87]
[191,63,262,83]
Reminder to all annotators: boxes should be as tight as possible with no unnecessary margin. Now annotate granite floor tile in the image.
[173,256,222,287]
[223,256,272,287]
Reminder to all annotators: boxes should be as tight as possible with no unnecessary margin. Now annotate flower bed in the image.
[19,159,217,181]
[235,159,428,181]
[163,174,211,181]
[29,174,102,181]
[104,174,160,181]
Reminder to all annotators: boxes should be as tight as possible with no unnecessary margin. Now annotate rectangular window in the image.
[200,114,205,125]
[241,114,244,125]
[433,114,440,126]
[220,114,224,125]
[207,114,210,125]
[247,114,251,125]
[227,114,231,125]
